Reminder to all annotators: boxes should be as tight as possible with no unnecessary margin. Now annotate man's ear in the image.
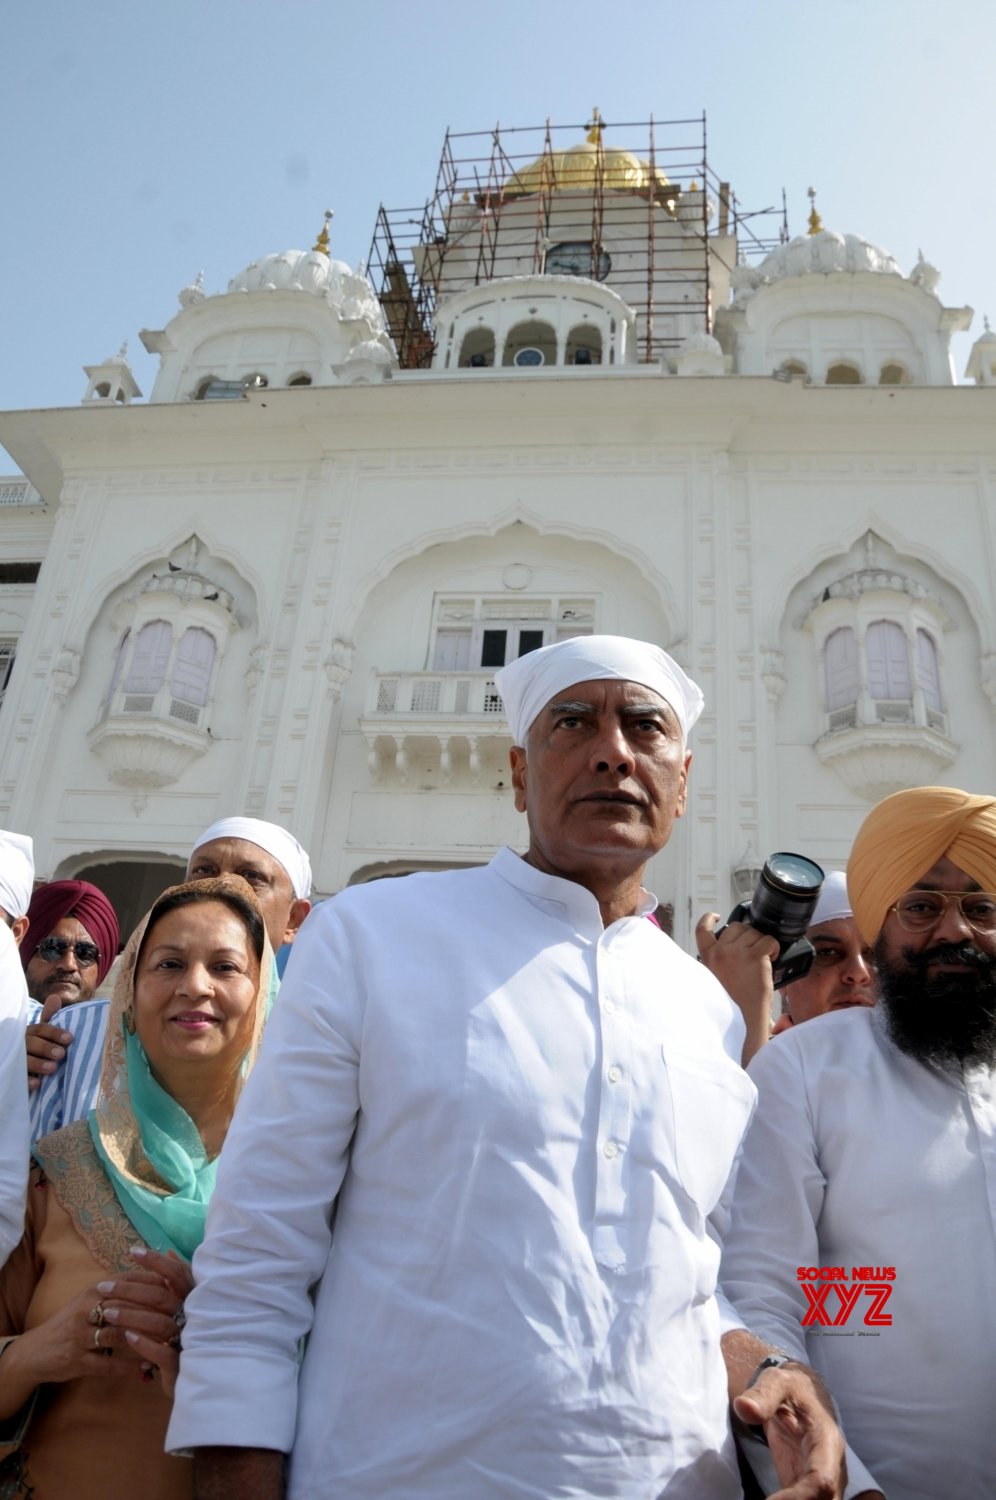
[674,750,692,819]
[281,899,312,946]
[509,745,528,813]
[11,915,28,948]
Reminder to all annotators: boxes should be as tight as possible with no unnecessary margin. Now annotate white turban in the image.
[810,869,851,927]
[190,818,312,900]
[494,635,704,745]
[0,830,34,919]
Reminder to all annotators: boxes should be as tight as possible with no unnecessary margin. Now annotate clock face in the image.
[545,242,611,281]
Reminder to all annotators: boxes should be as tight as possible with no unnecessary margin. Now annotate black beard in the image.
[874,936,996,1070]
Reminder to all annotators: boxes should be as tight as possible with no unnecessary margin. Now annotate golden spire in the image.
[313,208,334,257]
[807,185,823,236]
[586,106,603,145]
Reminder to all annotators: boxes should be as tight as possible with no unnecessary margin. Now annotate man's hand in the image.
[193,1447,286,1500]
[733,1362,846,1500]
[696,914,777,1065]
[25,1021,73,1092]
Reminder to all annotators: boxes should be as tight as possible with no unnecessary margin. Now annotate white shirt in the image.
[0,923,30,1268]
[720,1005,996,1500]
[169,848,754,1499]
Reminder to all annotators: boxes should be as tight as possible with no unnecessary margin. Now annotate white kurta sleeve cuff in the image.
[166,1351,297,1455]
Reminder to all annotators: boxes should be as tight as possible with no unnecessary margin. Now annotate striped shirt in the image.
[28,996,109,1141]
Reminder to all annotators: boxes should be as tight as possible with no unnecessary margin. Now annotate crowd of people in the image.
[0,632,993,1499]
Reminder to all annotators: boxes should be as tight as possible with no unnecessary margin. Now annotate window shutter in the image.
[866,621,910,700]
[824,627,859,711]
[916,629,943,711]
[125,620,172,694]
[170,628,216,706]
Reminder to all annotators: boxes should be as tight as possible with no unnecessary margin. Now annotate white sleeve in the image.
[167,901,363,1455]
[719,1039,883,1499]
[0,926,29,1270]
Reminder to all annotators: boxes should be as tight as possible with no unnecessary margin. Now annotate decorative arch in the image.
[336,504,684,649]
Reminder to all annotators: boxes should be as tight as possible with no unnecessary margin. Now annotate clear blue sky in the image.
[3,0,993,431]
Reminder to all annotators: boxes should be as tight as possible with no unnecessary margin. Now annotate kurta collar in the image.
[490,846,658,937]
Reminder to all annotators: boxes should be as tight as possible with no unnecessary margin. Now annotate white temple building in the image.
[2,112,995,938]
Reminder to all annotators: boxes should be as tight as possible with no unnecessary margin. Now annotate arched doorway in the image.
[55,852,186,948]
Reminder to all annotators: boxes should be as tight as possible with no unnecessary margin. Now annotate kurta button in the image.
[603,1140,619,1159]
[607,1066,622,1084]
[603,999,616,1015]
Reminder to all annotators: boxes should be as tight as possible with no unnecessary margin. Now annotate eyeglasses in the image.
[34,936,101,967]
[889,890,996,935]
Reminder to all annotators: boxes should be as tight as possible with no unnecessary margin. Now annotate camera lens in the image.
[764,853,824,892]
[748,852,825,942]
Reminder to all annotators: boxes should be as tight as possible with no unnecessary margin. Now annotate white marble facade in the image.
[2,136,996,941]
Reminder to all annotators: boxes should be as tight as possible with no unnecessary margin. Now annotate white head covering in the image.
[0,830,34,919]
[494,635,704,745]
[190,817,312,900]
[810,869,852,928]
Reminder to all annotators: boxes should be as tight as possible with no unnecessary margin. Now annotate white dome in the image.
[225,250,387,333]
[346,340,393,366]
[228,248,350,296]
[678,331,723,356]
[757,229,902,283]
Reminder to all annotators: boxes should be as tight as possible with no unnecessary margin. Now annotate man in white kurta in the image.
[169,636,844,1499]
[721,785,996,1500]
[0,831,33,1269]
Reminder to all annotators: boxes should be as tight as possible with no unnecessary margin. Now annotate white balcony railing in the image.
[366,671,507,720]
[0,478,42,507]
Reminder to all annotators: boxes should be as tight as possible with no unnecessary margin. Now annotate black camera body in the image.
[725,852,825,991]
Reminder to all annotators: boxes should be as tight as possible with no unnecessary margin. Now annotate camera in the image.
[724,852,825,990]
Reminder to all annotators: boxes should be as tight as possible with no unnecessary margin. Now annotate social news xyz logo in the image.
[796,1266,895,1328]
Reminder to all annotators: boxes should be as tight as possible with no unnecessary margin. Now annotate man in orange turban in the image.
[721,784,996,1498]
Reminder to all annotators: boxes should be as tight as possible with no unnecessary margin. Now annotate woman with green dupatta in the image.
[0,874,272,1499]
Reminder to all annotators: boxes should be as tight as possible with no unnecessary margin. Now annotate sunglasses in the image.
[34,936,101,967]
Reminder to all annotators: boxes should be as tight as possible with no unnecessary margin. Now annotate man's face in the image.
[508,678,691,886]
[783,917,876,1025]
[875,853,996,1069]
[185,837,309,950]
[25,915,102,1018]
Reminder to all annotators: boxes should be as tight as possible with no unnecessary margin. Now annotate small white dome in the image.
[678,331,723,356]
[757,229,902,284]
[346,340,393,366]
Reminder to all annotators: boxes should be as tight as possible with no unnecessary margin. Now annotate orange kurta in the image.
[0,1126,192,1500]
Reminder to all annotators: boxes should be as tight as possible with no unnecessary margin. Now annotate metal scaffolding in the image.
[366,113,787,370]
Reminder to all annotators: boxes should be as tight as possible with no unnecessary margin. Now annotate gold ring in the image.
[88,1302,105,1327]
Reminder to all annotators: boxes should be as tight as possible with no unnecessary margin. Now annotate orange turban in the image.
[848,786,996,943]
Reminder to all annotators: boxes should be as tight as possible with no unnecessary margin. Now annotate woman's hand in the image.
[99,1246,193,1398]
[0,1280,150,1418]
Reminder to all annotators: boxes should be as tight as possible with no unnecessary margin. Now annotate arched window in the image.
[170,627,216,707]
[879,362,910,386]
[287,373,313,387]
[823,627,860,712]
[866,620,912,713]
[916,628,943,714]
[826,362,863,385]
[124,620,172,695]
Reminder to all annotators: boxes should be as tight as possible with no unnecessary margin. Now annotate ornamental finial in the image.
[807,185,823,236]
[586,107,603,146]
[313,209,334,257]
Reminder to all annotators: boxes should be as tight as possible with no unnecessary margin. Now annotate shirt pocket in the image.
[659,1048,756,1216]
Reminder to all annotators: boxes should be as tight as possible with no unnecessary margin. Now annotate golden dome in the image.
[502,140,670,199]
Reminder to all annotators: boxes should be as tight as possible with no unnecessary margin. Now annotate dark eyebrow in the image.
[546,700,596,716]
